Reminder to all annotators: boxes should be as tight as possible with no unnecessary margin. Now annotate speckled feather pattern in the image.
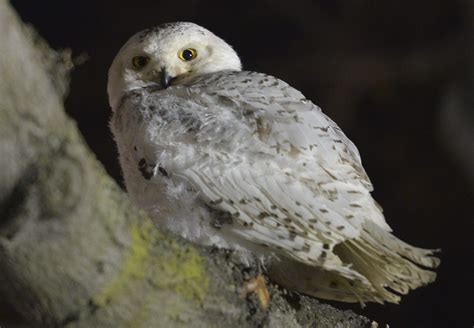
[109,23,439,304]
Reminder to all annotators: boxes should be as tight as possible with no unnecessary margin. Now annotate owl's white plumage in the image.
[108,22,439,303]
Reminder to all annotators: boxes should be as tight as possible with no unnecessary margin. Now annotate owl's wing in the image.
[178,74,368,269]
[183,70,388,226]
[170,71,438,303]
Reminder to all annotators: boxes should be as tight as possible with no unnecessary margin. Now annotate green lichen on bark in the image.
[94,219,208,308]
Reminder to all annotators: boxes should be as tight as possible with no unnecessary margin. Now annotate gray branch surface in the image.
[0,1,372,327]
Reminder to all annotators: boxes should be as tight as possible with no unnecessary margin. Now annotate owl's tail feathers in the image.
[334,220,440,303]
[269,220,440,304]
[268,258,381,304]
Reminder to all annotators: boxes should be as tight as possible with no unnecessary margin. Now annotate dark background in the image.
[3,0,473,327]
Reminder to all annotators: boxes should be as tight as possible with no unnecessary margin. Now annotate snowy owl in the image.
[108,22,439,304]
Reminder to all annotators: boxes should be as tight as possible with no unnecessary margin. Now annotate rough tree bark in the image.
[0,1,372,327]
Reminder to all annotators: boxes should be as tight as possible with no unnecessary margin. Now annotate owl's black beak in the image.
[159,67,173,89]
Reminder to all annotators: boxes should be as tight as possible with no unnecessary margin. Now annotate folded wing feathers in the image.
[174,71,439,303]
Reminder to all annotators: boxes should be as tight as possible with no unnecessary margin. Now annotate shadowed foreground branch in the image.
[0,1,371,327]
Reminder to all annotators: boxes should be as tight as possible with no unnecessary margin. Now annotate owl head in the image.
[107,22,242,110]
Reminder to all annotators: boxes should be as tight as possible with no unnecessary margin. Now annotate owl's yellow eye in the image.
[132,55,150,69]
[178,48,197,61]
